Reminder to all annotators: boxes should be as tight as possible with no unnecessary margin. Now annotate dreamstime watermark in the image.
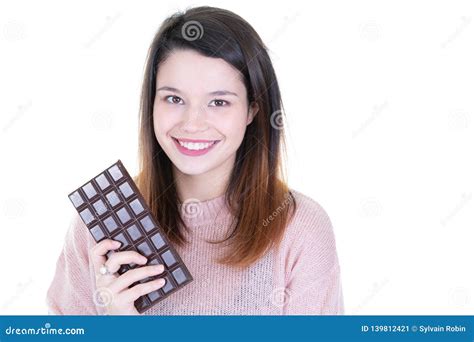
[3,21,26,42]
[270,110,284,130]
[3,100,32,133]
[440,192,472,227]
[91,111,114,130]
[268,12,301,45]
[181,21,204,41]
[359,197,382,218]
[1,198,26,219]
[441,16,471,49]
[1,277,33,310]
[92,287,114,307]
[269,287,292,307]
[181,198,203,219]
[4,322,85,335]
[352,278,389,314]
[447,110,470,130]
[359,20,381,42]
[450,287,471,308]
[352,100,389,139]
[263,193,293,226]
[83,12,121,48]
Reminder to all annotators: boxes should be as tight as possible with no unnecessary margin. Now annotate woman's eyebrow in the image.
[156,86,238,97]
[208,90,238,97]
[156,86,182,93]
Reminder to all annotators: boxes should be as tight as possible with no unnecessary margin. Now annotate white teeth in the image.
[178,140,215,150]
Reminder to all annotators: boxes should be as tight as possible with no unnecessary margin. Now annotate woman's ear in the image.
[246,101,259,125]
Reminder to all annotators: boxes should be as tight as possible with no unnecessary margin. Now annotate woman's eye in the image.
[209,99,228,107]
[165,96,183,104]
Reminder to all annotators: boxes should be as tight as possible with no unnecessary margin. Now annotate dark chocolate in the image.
[68,160,193,313]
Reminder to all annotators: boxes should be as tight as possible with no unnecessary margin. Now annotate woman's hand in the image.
[90,239,166,315]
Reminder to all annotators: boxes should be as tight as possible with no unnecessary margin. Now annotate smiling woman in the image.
[46,5,344,315]
[138,8,294,268]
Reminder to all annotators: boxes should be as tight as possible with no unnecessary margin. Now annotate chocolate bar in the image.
[68,160,193,313]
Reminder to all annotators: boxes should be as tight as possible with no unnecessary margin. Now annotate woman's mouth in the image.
[172,137,221,157]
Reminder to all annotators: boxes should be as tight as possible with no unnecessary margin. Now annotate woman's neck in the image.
[173,156,234,202]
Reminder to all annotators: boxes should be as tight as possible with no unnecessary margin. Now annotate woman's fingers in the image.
[105,251,148,273]
[90,239,121,276]
[109,264,165,293]
[121,277,166,303]
[90,240,166,312]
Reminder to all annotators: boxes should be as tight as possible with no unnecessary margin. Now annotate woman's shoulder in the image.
[280,189,338,264]
[287,188,334,232]
[64,212,96,255]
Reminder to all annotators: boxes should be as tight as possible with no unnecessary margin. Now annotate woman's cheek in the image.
[219,111,248,137]
[154,107,178,131]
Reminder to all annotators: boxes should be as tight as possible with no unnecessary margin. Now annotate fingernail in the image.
[113,241,121,247]
[156,278,166,286]
[154,265,164,272]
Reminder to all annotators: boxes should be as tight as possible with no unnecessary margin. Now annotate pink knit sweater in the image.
[46,189,344,315]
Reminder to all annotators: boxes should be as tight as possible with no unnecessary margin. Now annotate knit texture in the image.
[46,189,344,315]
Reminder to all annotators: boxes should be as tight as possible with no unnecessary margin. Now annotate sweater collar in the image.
[177,193,231,226]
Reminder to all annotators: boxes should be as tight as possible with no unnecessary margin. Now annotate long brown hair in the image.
[136,6,296,268]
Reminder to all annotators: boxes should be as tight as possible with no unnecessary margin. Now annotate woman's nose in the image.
[181,106,208,132]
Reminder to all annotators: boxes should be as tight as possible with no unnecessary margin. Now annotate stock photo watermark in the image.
[359,20,382,42]
[1,277,33,310]
[93,287,114,308]
[440,192,471,227]
[181,198,203,219]
[269,110,285,131]
[352,277,390,314]
[4,322,85,336]
[181,20,204,41]
[83,12,121,49]
[352,101,389,139]
[359,197,383,218]
[262,193,293,226]
[441,16,471,49]
[269,287,292,308]
[2,21,26,42]
[2,100,32,133]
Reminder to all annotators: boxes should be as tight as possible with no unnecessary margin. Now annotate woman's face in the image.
[153,49,258,177]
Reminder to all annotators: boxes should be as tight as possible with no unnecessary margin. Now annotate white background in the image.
[0,0,473,314]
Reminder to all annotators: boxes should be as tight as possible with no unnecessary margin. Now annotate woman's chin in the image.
[172,162,213,177]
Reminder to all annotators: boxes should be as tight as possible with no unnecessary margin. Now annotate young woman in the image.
[47,6,344,315]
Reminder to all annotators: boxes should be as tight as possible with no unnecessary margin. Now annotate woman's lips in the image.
[172,137,221,157]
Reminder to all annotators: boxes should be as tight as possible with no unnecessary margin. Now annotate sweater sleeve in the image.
[46,213,101,315]
[282,196,344,315]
